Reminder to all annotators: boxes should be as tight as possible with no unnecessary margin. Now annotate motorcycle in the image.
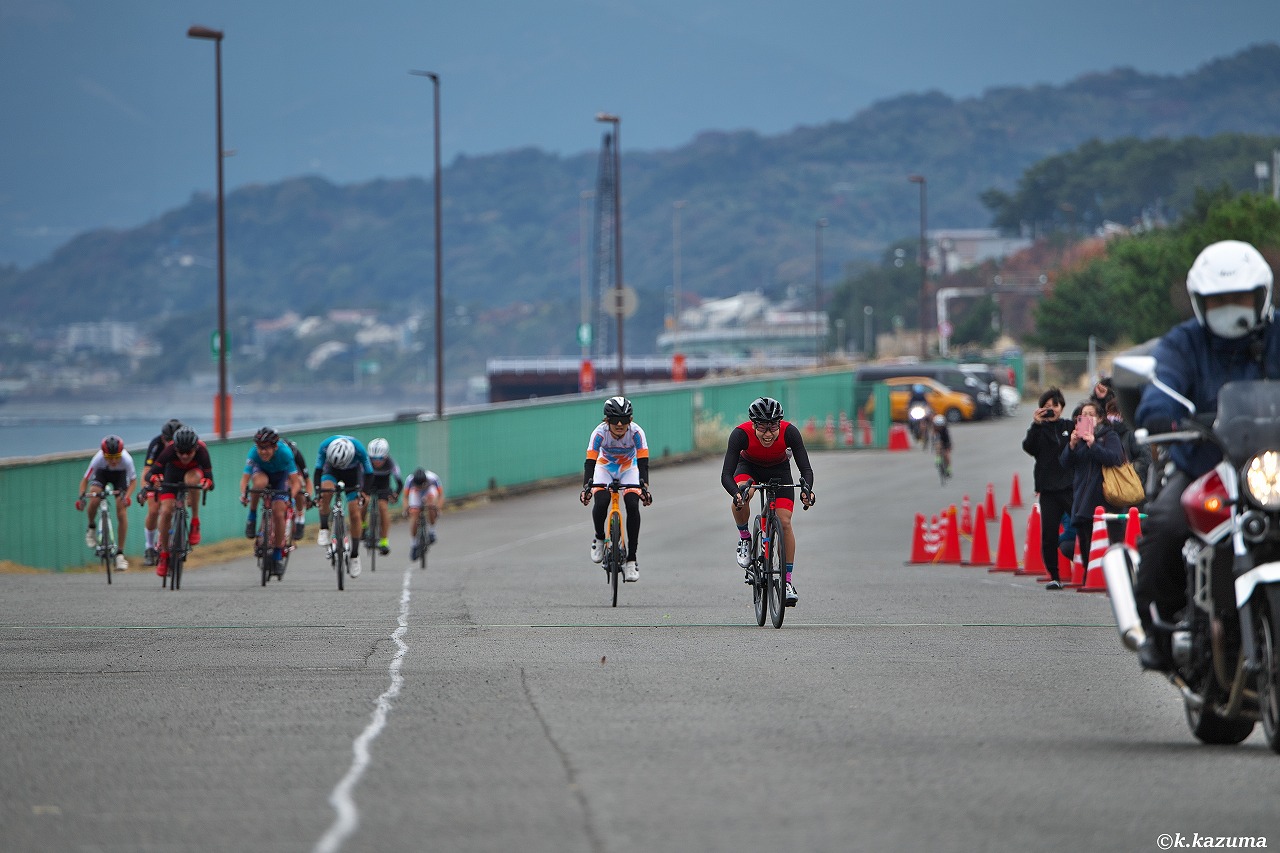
[1105,354,1280,750]
[907,401,931,449]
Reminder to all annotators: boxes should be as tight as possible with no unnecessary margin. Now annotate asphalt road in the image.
[3,414,1278,853]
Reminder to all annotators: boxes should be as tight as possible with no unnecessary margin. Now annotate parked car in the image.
[861,376,976,423]
[855,362,994,419]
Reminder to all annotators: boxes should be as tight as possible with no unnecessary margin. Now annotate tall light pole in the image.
[908,174,928,359]
[672,200,686,353]
[187,25,229,439]
[596,112,624,395]
[579,190,595,366]
[410,70,445,418]
[815,217,827,363]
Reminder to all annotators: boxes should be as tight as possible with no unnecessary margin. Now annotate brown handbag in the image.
[1102,458,1145,509]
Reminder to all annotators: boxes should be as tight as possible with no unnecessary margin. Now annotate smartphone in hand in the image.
[1076,414,1095,439]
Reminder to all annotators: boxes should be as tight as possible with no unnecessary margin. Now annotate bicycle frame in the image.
[160,482,205,591]
[95,484,117,584]
[742,479,810,628]
[248,487,293,584]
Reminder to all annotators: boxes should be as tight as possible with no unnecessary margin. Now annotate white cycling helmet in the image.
[933,414,946,427]
[326,437,356,468]
[1187,240,1273,339]
[368,438,389,459]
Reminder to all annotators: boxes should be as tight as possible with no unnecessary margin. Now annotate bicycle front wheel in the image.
[259,516,271,586]
[609,512,621,607]
[767,515,786,628]
[751,516,766,626]
[366,509,378,573]
[169,515,186,591]
[333,513,346,591]
[99,510,114,585]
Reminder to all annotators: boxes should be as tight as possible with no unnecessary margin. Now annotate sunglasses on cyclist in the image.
[752,420,781,433]
[607,417,631,426]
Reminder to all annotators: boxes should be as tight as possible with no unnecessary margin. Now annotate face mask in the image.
[1205,304,1257,339]
[1107,414,1121,423]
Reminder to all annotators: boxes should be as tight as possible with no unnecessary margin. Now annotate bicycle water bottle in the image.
[761,526,770,560]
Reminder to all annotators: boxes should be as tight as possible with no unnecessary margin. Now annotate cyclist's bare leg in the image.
[317,483,335,528]
[777,507,796,564]
[145,493,160,548]
[157,499,175,555]
[85,486,104,531]
[183,469,203,522]
[377,497,390,542]
[408,506,421,539]
[270,495,288,550]
[347,493,364,547]
[116,499,129,550]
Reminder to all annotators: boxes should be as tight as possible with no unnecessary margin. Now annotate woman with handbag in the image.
[1059,400,1127,569]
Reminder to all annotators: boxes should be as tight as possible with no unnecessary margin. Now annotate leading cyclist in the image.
[721,397,815,606]
[579,396,652,583]
[145,426,214,578]
[313,435,372,577]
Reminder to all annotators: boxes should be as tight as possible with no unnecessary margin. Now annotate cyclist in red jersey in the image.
[144,426,214,577]
[720,397,815,606]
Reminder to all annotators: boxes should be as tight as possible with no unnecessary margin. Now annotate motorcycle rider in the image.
[1133,239,1280,671]
[906,383,931,445]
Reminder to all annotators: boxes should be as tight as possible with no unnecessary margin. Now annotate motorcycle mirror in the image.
[1112,354,1197,415]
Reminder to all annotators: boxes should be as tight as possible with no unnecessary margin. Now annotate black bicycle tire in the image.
[334,510,347,590]
[767,513,786,628]
[169,510,186,591]
[98,504,114,584]
[260,511,271,586]
[609,511,621,607]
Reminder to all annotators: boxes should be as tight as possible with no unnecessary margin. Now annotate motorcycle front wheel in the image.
[1254,594,1280,754]
[1184,645,1255,746]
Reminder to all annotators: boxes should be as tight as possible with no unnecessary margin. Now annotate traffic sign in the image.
[604,286,639,318]
[577,323,593,347]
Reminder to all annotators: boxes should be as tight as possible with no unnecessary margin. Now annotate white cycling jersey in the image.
[84,449,137,484]
[586,422,648,487]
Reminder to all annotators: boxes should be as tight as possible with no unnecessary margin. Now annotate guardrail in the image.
[1,366,885,570]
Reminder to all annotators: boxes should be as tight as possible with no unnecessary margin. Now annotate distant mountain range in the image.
[5,43,1280,367]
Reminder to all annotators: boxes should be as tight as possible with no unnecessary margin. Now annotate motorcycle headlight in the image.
[1244,452,1280,508]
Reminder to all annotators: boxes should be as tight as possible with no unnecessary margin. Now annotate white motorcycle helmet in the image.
[1186,240,1274,339]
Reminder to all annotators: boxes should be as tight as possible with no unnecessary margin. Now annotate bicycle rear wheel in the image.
[751,516,766,626]
[366,507,378,573]
[767,515,786,628]
[418,525,428,569]
[609,512,621,607]
[333,512,346,591]
[259,514,271,586]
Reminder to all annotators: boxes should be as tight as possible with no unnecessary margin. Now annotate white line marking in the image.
[313,567,413,853]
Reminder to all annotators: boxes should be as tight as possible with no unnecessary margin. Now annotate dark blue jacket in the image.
[1135,318,1280,478]
[1059,424,1125,521]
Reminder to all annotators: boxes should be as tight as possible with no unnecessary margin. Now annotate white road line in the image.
[313,567,413,853]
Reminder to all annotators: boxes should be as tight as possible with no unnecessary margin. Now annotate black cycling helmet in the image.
[172,426,199,454]
[603,396,633,422]
[161,418,184,441]
[748,396,783,423]
[101,435,124,456]
[254,426,279,447]
[410,468,428,485]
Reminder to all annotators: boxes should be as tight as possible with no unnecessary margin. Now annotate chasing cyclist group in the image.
[77,395,814,602]
[76,421,443,582]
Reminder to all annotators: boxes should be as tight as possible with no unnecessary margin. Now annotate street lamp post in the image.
[815,217,827,363]
[187,25,229,439]
[672,200,686,352]
[410,70,445,418]
[908,174,928,359]
[596,112,624,395]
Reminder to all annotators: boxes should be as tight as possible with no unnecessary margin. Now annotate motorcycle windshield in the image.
[1216,381,1280,466]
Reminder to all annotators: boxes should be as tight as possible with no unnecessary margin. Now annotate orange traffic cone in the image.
[1124,506,1142,548]
[1009,473,1024,508]
[824,414,835,445]
[983,483,996,518]
[960,495,973,536]
[937,505,962,564]
[888,424,911,451]
[1018,504,1047,576]
[1079,506,1111,592]
[966,504,992,566]
[990,506,1020,572]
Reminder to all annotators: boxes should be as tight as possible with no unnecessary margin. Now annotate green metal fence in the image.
[1,368,885,571]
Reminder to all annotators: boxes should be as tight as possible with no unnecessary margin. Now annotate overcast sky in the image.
[0,0,1273,266]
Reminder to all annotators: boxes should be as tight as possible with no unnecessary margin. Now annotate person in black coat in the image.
[1021,387,1072,588]
[1060,399,1126,566]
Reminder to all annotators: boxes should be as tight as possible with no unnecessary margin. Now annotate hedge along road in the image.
[1,414,1276,853]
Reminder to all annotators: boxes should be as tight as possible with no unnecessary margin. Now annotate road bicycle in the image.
[317,482,359,591]
[160,482,206,591]
[361,488,397,573]
[90,483,121,584]
[935,446,951,486]
[412,510,431,570]
[585,479,649,607]
[741,479,813,628]
[247,487,295,585]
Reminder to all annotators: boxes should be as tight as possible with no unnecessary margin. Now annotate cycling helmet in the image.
[410,467,428,485]
[933,414,947,427]
[912,384,926,395]
[748,396,783,423]
[172,426,199,453]
[101,435,124,456]
[1187,240,1274,339]
[368,438,389,459]
[161,418,184,441]
[326,437,356,468]
[603,396,633,421]
[254,426,279,447]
